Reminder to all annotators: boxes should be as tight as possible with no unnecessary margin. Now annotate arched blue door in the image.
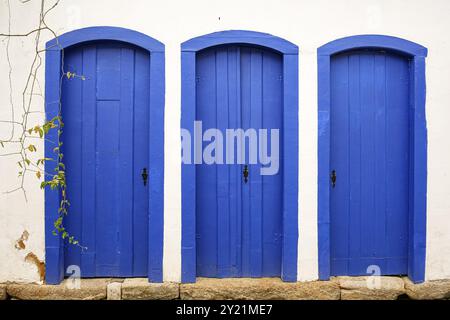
[196,45,283,277]
[45,27,165,284]
[62,41,150,277]
[181,30,298,282]
[330,49,410,276]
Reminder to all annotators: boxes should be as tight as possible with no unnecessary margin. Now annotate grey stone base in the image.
[337,276,405,300]
[6,279,109,300]
[121,278,179,300]
[1,277,449,300]
[180,278,340,300]
[403,277,450,299]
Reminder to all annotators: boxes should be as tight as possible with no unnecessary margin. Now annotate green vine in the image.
[0,0,85,249]
[39,114,79,246]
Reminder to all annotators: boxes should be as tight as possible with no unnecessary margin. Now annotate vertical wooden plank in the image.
[195,49,218,277]
[227,46,241,277]
[330,53,351,275]
[240,47,251,277]
[317,54,331,280]
[347,53,363,275]
[148,50,165,282]
[249,48,263,277]
[409,56,427,283]
[355,52,376,274]
[261,50,283,276]
[385,53,409,273]
[95,46,121,275]
[281,53,298,281]
[96,48,121,100]
[118,47,135,276]
[95,100,120,275]
[373,53,387,272]
[235,48,243,277]
[133,48,150,276]
[80,45,97,276]
[45,47,64,284]
[62,47,83,273]
[181,51,197,282]
[216,48,231,277]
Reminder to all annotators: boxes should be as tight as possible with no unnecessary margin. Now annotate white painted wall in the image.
[0,0,449,283]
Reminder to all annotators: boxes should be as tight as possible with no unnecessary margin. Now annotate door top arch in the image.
[44,25,165,284]
[318,34,427,57]
[181,30,298,54]
[46,26,164,52]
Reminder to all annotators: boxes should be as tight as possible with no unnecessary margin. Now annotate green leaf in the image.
[54,217,62,227]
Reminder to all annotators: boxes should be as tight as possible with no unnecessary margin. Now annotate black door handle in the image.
[141,168,148,186]
[330,170,336,188]
[243,165,249,184]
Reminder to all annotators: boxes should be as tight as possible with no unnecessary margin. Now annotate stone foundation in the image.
[1,277,449,300]
[337,276,405,300]
[180,278,340,300]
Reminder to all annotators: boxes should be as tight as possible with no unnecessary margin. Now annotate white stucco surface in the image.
[0,0,449,283]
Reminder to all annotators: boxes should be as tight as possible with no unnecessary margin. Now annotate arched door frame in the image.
[317,34,428,283]
[45,26,165,284]
[181,30,299,282]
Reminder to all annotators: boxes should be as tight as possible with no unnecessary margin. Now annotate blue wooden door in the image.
[196,45,283,278]
[62,41,150,277]
[330,50,410,276]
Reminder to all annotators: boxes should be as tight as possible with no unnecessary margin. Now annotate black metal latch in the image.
[142,168,148,186]
[243,165,249,184]
[330,170,336,188]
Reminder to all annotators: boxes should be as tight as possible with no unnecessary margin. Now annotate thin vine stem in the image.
[1,0,85,249]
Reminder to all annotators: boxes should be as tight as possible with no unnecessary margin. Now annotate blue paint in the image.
[180,51,197,283]
[181,30,298,54]
[45,48,65,285]
[45,27,165,284]
[62,42,150,276]
[80,44,97,276]
[330,50,409,275]
[147,50,165,283]
[317,35,427,283]
[181,30,298,282]
[195,46,283,278]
